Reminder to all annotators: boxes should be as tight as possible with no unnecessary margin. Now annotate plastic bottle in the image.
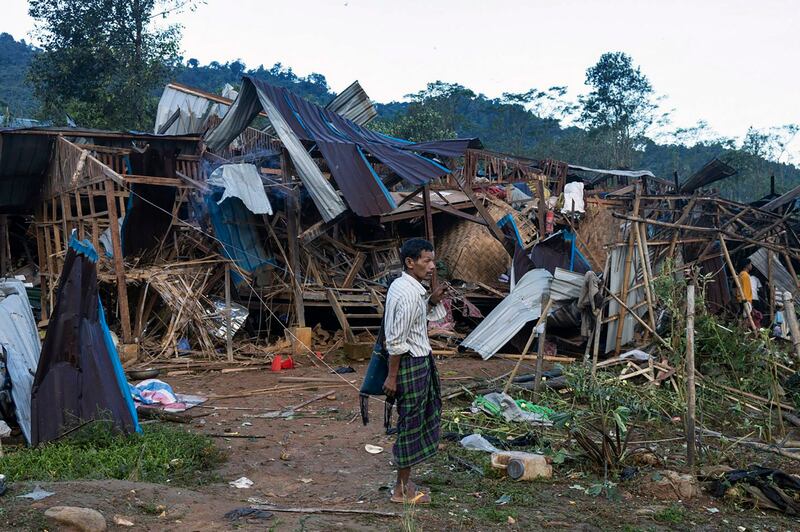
[491,451,552,480]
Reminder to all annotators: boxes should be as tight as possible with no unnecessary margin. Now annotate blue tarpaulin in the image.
[206,193,274,285]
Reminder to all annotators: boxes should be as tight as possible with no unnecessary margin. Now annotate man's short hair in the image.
[400,238,434,268]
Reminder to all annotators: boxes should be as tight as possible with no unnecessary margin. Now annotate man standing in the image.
[383,238,446,504]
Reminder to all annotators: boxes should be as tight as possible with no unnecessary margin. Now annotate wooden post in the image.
[783,250,800,291]
[783,291,800,361]
[614,186,641,353]
[533,294,550,398]
[504,298,552,395]
[282,150,305,328]
[686,283,697,469]
[768,249,775,324]
[666,196,697,259]
[0,214,8,276]
[104,179,132,343]
[422,183,437,287]
[35,214,49,321]
[225,262,233,362]
[452,170,505,243]
[535,179,546,237]
[719,235,757,331]
[634,219,657,333]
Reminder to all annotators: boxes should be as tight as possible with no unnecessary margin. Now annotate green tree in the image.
[579,52,662,168]
[502,86,577,123]
[405,81,476,135]
[371,105,455,142]
[27,0,195,129]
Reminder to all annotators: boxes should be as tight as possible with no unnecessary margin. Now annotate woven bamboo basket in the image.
[436,195,537,285]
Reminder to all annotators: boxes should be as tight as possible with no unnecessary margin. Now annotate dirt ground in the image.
[4,355,800,531]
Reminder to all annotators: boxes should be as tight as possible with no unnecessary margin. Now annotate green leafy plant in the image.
[0,421,223,485]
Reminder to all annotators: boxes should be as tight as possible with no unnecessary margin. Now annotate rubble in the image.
[1,71,800,523]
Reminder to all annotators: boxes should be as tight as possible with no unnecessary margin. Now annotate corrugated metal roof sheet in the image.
[605,236,645,353]
[762,183,800,212]
[154,84,222,135]
[749,248,797,297]
[326,80,377,126]
[0,279,41,444]
[680,158,737,193]
[551,267,584,303]
[461,269,552,360]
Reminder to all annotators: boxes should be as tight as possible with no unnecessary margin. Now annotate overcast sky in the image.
[4,0,799,158]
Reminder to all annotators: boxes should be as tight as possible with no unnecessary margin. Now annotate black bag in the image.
[359,310,395,430]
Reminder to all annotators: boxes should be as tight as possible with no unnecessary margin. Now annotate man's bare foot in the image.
[390,481,431,504]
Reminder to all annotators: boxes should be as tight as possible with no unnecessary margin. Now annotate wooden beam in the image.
[503,298,552,395]
[719,234,757,331]
[104,179,132,343]
[686,283,696,469]
[430,201,488,225]
[614,185,641,354]
[327,289,356,343]
[533,294,551,398]
[342,252,366,289]
[535,179,546,236]
[225,263,233,362]
[666,195,697,258]
[123,175,186,187]
[282,150,305,328]
[783,291,800,362]
[453,174,505,243]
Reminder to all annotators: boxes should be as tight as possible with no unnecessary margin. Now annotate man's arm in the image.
[384,354,401,397]
[426,284,448,321]
[384,295,413,355]
[383,294,412,396]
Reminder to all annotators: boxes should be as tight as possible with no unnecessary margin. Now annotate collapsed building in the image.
[1,76,800,442]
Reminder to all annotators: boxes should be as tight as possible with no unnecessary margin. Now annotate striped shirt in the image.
[384,272,446,358]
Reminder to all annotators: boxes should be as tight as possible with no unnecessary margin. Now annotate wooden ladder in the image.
[326,288,384,343]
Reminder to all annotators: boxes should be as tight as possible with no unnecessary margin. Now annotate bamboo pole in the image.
[783,291,800,361]
[592,254,612,376]
[666,196,698,259]
[634,219,657,333]
[604,287,670,348]
[104,179,132,343]
[719,235,757,331]
[225,263,233,362]
[614,186,641,353]
[616,212,800,261]
[768,249,774,324]
[502,298,552,395]
[533,294,551,398]
[686,283,696,469]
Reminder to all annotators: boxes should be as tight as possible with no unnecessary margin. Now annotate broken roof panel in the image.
[761,183,800,212]
[205,77,470,218]
[461,269,552,360]
[216,78,347,221]
[326,80,377,126]
[208,163,273,215]
[0,279,41,444]
[748,248,797,297]
[154,84,225,135]
[679,158,737,193]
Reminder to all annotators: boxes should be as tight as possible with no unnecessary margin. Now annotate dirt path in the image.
[5,356,800,530]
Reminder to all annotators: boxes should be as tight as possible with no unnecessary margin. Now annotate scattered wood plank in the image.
[251,504,398,517]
